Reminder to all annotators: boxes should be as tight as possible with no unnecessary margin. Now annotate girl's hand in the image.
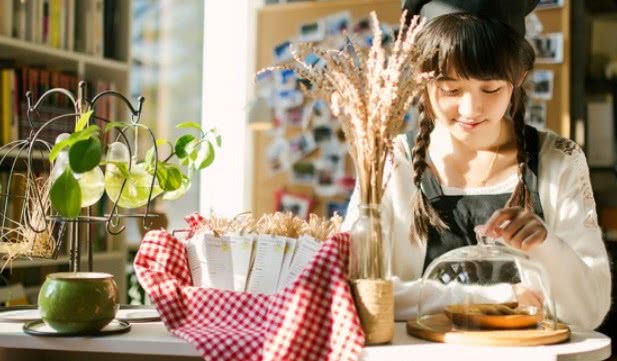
[513,283,544,309]
[483,207,547,251]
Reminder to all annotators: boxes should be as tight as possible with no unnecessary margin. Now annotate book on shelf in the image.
[0,1,14,37]
[0,65,116,148]
[3,0,121,59]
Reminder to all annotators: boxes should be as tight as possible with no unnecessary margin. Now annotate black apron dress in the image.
[405,125,545,280]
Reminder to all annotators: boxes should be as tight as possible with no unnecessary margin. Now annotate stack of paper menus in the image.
[186,233,323,294]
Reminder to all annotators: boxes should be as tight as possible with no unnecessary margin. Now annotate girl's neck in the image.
[428,118,518,188]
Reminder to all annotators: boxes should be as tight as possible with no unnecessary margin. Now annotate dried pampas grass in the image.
[1,175,61,271]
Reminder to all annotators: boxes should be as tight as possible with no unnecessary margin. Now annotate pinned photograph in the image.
[529,33,563,64]
[298,20,325,43]
[290,161,316,185]
[273,40,293,64]
[304,52,320,67]
[265,136,290,174]
[274,69,298,91]
[526,100,547,130]
[314,142,346,196]
[529,70,554,100]
[525,12,543,38]
[325,11,351,35]
[276,105,306,128]
[322,33,347,53]
[353,18,370,34]
[326,200,349,218]
[537,0,563,9]
[274,189,314,220]
[320,141,346,176]
[378,23,395,46]
[255,69,275,99]
[313,125,333,144]
[312,99,332,125]
[336,175,356,195]
[274,89,304,110]
[314,159,338,197]
[288,132,318,163]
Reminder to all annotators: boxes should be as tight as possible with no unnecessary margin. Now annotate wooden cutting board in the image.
[407,313,570,346]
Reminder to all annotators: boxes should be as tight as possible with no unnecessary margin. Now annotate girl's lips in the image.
[456,119,486,130]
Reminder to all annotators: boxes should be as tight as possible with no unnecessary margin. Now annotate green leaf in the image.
[75,110,94,132]
[49,125,100,162]
[156,138,172,147]
[188,141,199,160]
[174,134,196,159]
[215,134,222,147]
[162,178,191,200]
[50,168,82,218]
[176,121,203,132]
[49,138,72,162]
[156,163,183,191]
[74,125,100,140]
[196,141,215,170]
[144,139,175,175]
[104,121,127,133]
[69,137,102,173]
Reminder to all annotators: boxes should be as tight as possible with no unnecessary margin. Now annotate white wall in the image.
[200,0,262,217]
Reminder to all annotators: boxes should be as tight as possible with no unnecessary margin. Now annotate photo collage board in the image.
[524,1,564,130]
[256,11,416,219]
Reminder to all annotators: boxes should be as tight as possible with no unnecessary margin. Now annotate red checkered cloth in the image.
[134,212,365,361]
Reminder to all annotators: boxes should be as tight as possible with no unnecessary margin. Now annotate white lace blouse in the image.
[341,129,612,330]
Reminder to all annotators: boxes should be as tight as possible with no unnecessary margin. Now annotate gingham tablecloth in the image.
[133,213,365,361]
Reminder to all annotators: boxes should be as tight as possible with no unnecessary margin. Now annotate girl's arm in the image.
[528,144,611,329]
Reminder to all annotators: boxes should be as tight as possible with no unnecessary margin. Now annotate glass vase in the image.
[348,203,393,345]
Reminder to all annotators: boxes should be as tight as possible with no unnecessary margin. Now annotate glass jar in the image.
[348,203,393,344]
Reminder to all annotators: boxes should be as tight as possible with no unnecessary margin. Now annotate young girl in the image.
[342,0,611,330]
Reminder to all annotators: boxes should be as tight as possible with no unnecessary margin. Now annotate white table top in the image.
[0,321,610,361]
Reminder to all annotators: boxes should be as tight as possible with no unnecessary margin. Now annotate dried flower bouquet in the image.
[259,11,426,279]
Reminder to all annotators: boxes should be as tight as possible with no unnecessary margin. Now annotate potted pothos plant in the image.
[48,110,221,218]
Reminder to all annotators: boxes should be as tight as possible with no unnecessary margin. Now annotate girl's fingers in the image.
[501,214,531,244]
[508,222,537,249]
[484,207,521,237]
[520,228,547,251]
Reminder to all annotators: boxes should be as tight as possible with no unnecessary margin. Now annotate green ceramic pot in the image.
[38,272,119,333]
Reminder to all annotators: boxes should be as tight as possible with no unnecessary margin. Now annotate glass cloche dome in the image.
[415,232,557,333]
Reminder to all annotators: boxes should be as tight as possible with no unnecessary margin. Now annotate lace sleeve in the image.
[554,138,599,229]
[528,136,610,329]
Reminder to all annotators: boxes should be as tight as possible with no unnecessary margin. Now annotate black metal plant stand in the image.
[0,81,160,272]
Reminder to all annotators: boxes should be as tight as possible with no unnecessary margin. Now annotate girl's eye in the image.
[439,88,459,96]
[483,87,502,94]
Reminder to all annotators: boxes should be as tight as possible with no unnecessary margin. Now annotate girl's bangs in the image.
[420,15,522,83]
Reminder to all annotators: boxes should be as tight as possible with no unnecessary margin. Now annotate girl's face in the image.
[427,70,514,146]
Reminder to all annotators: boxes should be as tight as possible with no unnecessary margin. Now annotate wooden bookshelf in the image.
[0,0,133,304]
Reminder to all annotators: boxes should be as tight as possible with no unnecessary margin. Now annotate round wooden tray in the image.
[444,304,544,329]
[407,313,570,346]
